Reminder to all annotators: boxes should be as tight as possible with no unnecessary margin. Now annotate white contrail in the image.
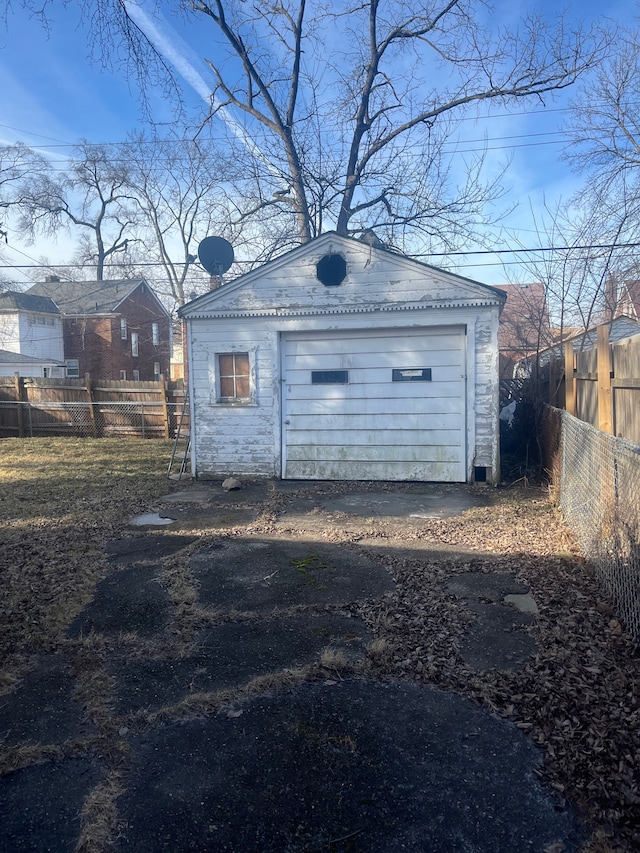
[123,0,213,101]
[122,0,282,175]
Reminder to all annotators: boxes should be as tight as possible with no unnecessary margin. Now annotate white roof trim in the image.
[185,299,501,320]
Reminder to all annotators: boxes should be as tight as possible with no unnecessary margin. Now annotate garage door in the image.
[282,327,467,481]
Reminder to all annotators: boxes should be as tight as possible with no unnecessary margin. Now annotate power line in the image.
[13,136,569,173]
[2,240,638,275]
[0,105,601,149]
[420,241,640,258]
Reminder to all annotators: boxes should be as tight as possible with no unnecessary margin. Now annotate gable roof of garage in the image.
[180,232,505,319]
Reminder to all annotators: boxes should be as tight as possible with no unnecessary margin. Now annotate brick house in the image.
[27,277,171,381]
[494,282,551,393]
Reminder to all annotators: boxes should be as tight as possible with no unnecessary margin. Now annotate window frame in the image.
[211,349,256,406]
[120,318,128,339]
[152,322,159,347]
[65,358,80,378]
[131,331,139,357]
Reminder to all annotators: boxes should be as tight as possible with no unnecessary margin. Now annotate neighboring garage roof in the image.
[0,291,60,315]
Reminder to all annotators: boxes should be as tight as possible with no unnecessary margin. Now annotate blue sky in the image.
[0,0,636,286]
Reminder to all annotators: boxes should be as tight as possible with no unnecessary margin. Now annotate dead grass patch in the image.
[75,770,124,853]
[0,739,94,777]
[0,438,172,653]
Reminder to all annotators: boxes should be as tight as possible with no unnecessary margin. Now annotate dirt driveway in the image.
[0,476,638,852]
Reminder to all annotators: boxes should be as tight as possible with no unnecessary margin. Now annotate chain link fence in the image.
[543,406,640,639]
[0,401,188,439]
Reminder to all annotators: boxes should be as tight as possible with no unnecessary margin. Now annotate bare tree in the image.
[562,24,640,304]
[505,195,639,367]
[6,134,244,304]
[16,140,137,280]
[565,26,640,195]
[121,132,241,307]
[7,1,607,253]
[79,0,605,251]
[0,142,48,245]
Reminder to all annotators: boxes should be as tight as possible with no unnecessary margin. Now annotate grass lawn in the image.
[0,438,172,668]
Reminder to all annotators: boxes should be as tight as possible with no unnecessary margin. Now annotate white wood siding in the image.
[189,319,279,477]
[0,312,64,362]
[193,241,496,316]
[282,328,466,481]
[0,314,20,352]
[18,314,64,361]
[188,309,500,482]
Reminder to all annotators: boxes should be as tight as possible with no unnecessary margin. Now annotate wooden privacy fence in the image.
[549,325,640,445]
[0,374,188,439]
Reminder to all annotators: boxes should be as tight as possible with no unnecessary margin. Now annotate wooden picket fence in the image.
[0,374,188,439]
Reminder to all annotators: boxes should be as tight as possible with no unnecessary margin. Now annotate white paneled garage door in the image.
[282,327,467,481]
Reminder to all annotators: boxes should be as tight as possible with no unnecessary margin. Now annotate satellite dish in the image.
[198,236,234,276]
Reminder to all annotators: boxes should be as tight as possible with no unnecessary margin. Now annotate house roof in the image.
[26,279,170,317]
[0,290,60,314]
[518,316,640,366]
[179,231,506,319]
[0,348,64,366]
[562,316,640,350]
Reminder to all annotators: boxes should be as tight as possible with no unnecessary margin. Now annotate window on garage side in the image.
[311,370,349,384]
[217,352,251,403]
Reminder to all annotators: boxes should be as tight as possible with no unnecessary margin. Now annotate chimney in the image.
[604,273,617,322]
[209,274,223,291]
[44,275,61,283]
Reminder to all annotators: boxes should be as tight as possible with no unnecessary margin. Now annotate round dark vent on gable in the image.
[316,253,347,287]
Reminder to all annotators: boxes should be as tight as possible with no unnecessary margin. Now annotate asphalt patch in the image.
[319,490,487,519]
[460,602,538,671]
[104,534,197,564]
[161,504,260,531]
[447,571,530,601]
[116,680,587,853]
[0,756,102,852]
[68,564,170,638]
[447,572,538,671]
[277,489,493,532]
[109,614,371,714]
[0,655,91,746]
[164,480,270,504]
[191,538,394,611]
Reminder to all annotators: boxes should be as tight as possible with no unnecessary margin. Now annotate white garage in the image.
[180,232,505,484]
